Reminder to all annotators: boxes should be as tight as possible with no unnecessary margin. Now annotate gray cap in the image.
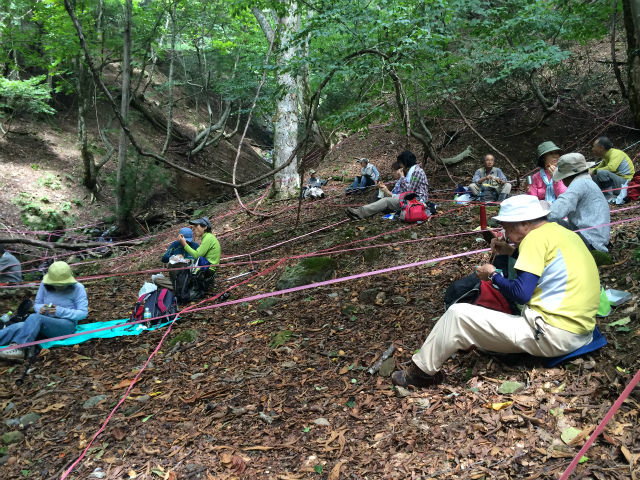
[537,141,562,167]
[309,169,316,174]
[358,158,369,164]
[189,216,211,229]
[552,153,596,182]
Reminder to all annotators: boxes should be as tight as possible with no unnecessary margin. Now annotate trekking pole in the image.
[15,345,41,386]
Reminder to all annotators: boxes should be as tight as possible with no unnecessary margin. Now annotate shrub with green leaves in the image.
[0,75,55,117]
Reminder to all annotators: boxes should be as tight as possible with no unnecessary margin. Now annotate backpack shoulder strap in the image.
[157,289,168,313]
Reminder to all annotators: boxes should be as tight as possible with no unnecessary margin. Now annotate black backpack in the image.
[1,299,34,330]
[172,268,215,305]
[130,288,177,326]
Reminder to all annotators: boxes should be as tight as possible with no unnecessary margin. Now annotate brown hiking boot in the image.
[345,207,363,220]
[391,362,443,388]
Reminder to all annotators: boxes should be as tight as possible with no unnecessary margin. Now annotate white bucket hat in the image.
[493,195,550,222]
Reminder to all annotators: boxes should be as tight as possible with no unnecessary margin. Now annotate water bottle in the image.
[143,308,151,321]
[1,311,12,322]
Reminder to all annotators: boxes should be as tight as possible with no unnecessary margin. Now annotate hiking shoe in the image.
[0,343,25,363]
[391,361,443,388]
[345,207,363,220]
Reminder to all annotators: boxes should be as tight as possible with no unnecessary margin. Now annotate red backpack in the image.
[399,193,429,223]
[626,171,640,201]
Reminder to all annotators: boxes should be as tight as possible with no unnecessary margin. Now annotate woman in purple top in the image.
[528,141,567,203]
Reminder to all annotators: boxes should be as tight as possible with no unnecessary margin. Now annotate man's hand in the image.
[486,174,494,180]
[491,237,516,256]
[40,305,57,316]
[178,234,187,247]
[476,264,495,281]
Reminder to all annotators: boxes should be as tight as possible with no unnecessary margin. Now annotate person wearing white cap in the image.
[549,153,611,252]
[302,170,325,199]
[392,195,600,388]
[0,261,88,362]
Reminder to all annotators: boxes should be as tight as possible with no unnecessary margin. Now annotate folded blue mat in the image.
[545,325,607,367]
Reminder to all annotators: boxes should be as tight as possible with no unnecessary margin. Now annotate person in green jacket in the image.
[178,217,221,273]
[591,136,635,201]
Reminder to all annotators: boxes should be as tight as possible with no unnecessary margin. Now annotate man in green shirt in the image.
[591,136,635,201]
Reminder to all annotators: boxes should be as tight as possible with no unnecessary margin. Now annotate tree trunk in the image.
[78,61,97,191]
[116,0,133,233]
[253,4,301,199]
[623,0,640,126]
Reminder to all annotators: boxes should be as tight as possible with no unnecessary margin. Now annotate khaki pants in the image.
[360,196,401,218]
[413,303,593,375]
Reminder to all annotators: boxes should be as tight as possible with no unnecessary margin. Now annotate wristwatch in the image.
[488,271,498,282]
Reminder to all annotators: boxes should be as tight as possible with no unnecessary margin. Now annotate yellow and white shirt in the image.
[515,222,599,335]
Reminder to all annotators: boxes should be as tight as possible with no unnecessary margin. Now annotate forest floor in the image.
[2,90,640,480]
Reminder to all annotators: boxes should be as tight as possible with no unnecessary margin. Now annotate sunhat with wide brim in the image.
[189,217,211,229]
[493,195,550,223]
[537,141,562,168]
[42,261,77,286]
[552,153,596,182]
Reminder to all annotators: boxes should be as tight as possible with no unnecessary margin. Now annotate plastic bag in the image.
[455,193,473,205]
[138,282,158,298]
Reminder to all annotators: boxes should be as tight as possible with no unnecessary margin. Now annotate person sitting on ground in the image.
[161,227,200,264]
[392,195,599,388]
[302,170,325,199]
[527,141,567,203]
[346,158,380,193]
[0,246,22,284]
[468,154,511,202]
[590,136,635,201]
[549,153,611,252]
[0,261,88,362]
[178,217,221,275]
[345,150,428,220]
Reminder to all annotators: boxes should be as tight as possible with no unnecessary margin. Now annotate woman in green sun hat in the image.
[0,261,88,363]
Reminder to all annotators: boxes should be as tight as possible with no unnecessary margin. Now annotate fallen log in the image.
[0,237,145,250]
[441,145,474,166]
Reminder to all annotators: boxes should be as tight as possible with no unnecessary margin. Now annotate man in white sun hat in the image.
[392,195,600,388]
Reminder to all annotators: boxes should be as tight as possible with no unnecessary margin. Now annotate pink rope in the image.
[558,367,640,480]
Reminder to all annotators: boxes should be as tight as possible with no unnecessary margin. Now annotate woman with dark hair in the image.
[0,261,87,362]
[528,141,567,203]
[345,151,429,220]
[178,216,221,269]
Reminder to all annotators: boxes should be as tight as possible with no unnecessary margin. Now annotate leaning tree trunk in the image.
[623,0,640,127]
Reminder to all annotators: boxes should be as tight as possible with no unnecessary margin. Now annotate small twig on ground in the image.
[367,344,396,375]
